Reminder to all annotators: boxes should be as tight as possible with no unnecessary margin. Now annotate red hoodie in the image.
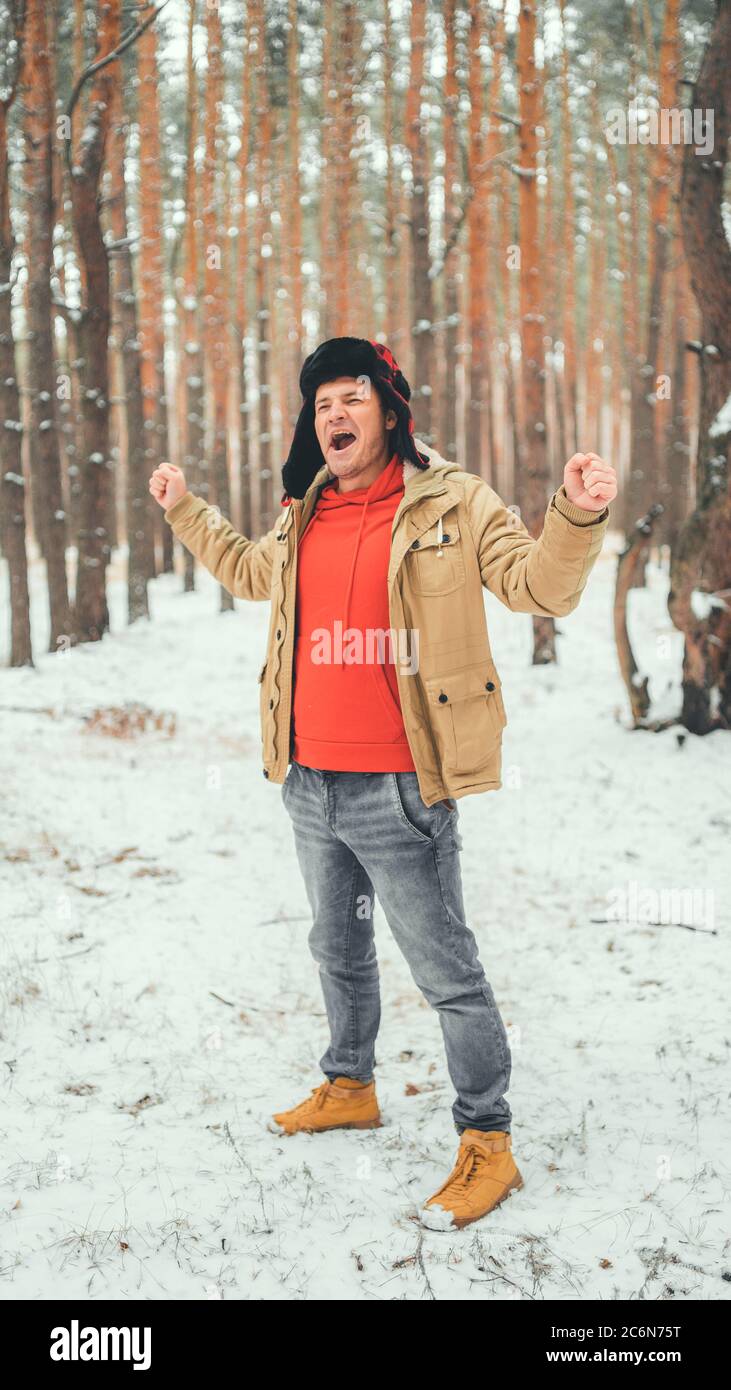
[291,451,417,771]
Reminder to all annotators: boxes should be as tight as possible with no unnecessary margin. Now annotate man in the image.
[149,336,617,1232]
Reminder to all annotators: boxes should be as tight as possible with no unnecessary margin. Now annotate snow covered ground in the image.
[1,529,729,1302]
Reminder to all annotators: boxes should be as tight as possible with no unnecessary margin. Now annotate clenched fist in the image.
[563,453,617,512]
[149,462,188,511]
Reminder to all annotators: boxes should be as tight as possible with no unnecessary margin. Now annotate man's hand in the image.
[563,452,617,512]
[149,462,188,510]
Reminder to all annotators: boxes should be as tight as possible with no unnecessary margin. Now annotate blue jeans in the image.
[280,760,513,1134]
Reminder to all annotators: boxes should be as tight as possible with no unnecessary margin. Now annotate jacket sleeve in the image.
[464,476,610,617]
[163,492,278,601]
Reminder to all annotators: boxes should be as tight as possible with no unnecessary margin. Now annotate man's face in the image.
[313,376,397,483]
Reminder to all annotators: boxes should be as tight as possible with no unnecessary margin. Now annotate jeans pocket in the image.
[390,772,435,842]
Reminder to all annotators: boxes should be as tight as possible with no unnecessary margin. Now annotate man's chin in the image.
[327,449,364,477]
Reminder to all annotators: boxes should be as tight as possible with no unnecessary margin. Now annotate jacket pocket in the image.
[424,663,506,774]
[409,518,465,596]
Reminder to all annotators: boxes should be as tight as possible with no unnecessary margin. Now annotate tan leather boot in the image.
[419,1129,524,1230]
[269,1076,382,1135]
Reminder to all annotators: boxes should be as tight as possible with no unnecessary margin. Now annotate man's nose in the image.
[325,407,348,429]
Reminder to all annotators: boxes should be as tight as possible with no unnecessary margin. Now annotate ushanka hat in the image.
[280,336,431,501]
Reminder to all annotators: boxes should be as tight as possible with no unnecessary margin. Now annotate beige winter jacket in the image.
[164,440,610,805]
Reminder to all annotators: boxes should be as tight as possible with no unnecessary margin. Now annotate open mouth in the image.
[329,430,357,454]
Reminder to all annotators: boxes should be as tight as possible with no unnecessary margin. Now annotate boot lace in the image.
[441,1143,489,1198]
[288,1081,331,1117]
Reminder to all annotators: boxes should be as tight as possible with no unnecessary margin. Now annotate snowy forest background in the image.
[1,0,730,1303]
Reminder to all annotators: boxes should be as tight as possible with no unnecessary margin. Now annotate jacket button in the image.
[276,629,281,639]
[442,533,450,542]
[269,698,274,709]
[438,692,448,703]
[485,681,495,691]
[263,769,269,778]
[411,538,420,549]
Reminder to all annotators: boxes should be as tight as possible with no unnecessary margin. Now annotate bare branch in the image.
[66,0,171,132]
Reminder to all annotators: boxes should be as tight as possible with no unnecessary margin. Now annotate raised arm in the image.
[150,462,277,602]
[463,453,615,618]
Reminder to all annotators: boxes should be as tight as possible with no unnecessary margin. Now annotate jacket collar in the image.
[285,438,458,544]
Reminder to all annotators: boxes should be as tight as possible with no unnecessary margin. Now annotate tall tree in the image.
[235,2,252,537]
[405,0,434,441]
[583,88,607,454]
[202,0,233,611]
[67,0,122,642]
[23,0,71,650]
[0,0,32,666]
[108,68,149,622]
[466,0,493,480]
[670,0,731,731]
[439,0,460,461]
[137,5,170,575]
[284,0,303,428]
[664,255,693,551]
[251,0,275,533]
[318,0,336,342]
[630,0,682,531]
[558,0,577,458]
[331,0,359,336]
[383,0,399,349]
[516,0,554,665]
[180,0,203,591]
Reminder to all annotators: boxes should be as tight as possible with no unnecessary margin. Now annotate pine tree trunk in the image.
[286,0,303,430]
[319,0,336,343]
[69,0,122,643]
[252,0,274,534]
[517,2,555,665]
[108,77,149,623]
[138,11,170,576]
[664,257,693,552]
[182,0,203,592]
[383,0,398,350]
[203,1,233,612]
[466,0,491,481]
[236,6,252,536]
[669,0,731,732]
[23,0,72,650]
[438,0,460,461]
[406,0,434,442]
[0,62,33,668]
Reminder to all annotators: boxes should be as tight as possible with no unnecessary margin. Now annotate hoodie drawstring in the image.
[341,489,371,653]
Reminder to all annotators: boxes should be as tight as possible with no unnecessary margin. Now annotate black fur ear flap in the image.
[280,398,320,500]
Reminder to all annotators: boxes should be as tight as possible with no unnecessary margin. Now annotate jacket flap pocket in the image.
[424,663,500,705]
[414,517,461,551]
